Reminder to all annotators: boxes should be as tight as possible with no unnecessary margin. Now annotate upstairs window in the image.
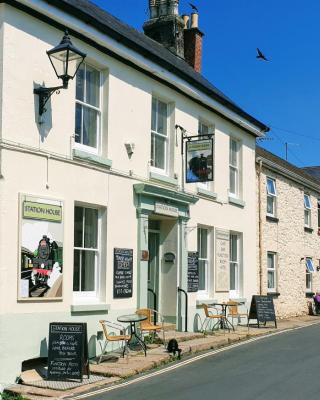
[304,194,312,228]
[151,98,168,173]
[229,138,240,197]
[75,63,101,153]
[266,177,277,217]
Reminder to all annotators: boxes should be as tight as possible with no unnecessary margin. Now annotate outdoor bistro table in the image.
[209,303,235,331]
[117,314,148,356]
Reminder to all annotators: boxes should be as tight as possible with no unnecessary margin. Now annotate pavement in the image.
[5,315,320,400]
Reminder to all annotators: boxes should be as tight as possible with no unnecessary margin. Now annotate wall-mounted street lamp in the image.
[34,30,86,117]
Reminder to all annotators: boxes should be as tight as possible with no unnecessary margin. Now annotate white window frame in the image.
[74,63,102,155]
[306,257,314,292]
[229,138,240,198]
[266,177,277,217]
[267,252,277,293]
[150,97,169,175]
[73,205,101,301]
[197,226,211,298]
[304,194,312,228]
[229,233,241,298]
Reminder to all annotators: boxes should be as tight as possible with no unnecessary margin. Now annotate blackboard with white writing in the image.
[113,248,133,298]
[47,322,89,381]
[187,252,199,293]
[248,295,277,328]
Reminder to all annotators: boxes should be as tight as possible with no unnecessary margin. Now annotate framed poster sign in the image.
[186,138,214,183]
[19,195,63,300]
[215,229,230,292]
[113,248,133,298]
[187,251,199,292]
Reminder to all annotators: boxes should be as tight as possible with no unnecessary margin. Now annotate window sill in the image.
[266,215,279,223]
[267,292,280,297]
[73,149,112,169]
[304,227,314,233]
[70,303,110,313]
[197,188,218,200]
[306,292,315,298]
[228,196,245,208]
[149,171,178,187]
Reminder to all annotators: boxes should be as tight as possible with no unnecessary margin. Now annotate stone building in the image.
[256,146,320,318]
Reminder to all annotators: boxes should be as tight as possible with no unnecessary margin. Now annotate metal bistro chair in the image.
[136,308,166,346]
[201,304,230,334]
[227,300,249,330]
[98,320,131,364]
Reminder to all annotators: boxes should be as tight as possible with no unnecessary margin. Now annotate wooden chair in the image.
[201,304,230,333]
[98,320,131,364]
[136,308,166,346]
[227,301,249,330]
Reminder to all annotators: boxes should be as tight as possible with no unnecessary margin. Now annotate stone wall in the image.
[257,165,320,318]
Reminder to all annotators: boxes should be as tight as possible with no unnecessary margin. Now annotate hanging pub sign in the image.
[187,251,199,292]
[47,322,89,381]
[113,248,133,298]
[19,195,63,300]
[248,295,277,328]
[186,138,214,183]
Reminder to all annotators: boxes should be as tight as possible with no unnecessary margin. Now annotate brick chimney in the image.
[143,0,185,58]
[183,12,204,73]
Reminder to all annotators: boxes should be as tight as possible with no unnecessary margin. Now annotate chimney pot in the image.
[182,14,190,29]
[190,12,199,28]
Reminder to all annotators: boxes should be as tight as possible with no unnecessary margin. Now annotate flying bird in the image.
[256,48,269,61]
[189,3,199,12]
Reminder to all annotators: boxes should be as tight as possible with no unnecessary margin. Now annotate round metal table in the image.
[117,314,148,356]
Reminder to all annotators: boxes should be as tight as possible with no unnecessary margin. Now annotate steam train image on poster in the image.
[21,235,63,297]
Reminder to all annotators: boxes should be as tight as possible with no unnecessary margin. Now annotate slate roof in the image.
[301,167,320,181]
[44,0,268,133]
[256,146,320,188]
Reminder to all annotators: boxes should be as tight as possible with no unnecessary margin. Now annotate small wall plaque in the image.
[164,252,176,263]
[141,250,149,261]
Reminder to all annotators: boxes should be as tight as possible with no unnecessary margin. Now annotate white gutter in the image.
[18,0,266,137]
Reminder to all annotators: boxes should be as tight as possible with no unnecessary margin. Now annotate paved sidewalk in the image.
[6,315,320,400]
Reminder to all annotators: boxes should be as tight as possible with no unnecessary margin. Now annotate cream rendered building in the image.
[0,0,268,383]
[256,146,320,318]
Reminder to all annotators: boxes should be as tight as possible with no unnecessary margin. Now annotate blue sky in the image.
[91,0,320,167]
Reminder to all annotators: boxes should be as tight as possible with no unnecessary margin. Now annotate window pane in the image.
[199,122,209,136]
[74,206,83,247]
[229,167,237,194]
[305,210,310,226]
[268,271,275,289]
[157,100,167,135]
[267,253,274,269]
[81,251,96,291]
[151,98,157,132]
[73,249,80,291]
[230,262,237,290]
[83,107,98,148]
[85,65,100,107]
[199,229,208,258]
[84,208,98,248]
[198,260,206,291]
[267,178,276,195]
[230,140,237,166]
[75,103,82,144]
[267,196,274,215]
[230,235,237,262]
[306,259,314,273]
[306,271,312,290]
[154,134,166,169]
[304,194,311,209]
[76,64,85,101]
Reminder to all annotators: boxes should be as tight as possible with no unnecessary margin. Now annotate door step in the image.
[163,322,176,331]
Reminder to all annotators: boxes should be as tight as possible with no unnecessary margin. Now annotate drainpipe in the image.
[257,158,263,295]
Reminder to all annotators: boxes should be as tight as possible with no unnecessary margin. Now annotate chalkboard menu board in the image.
[187,251,199,293]
[248,295,277,328]
[47,322,89,381]
[113,248,133,298]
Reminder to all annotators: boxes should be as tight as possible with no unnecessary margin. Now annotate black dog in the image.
[167,339,182,359]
